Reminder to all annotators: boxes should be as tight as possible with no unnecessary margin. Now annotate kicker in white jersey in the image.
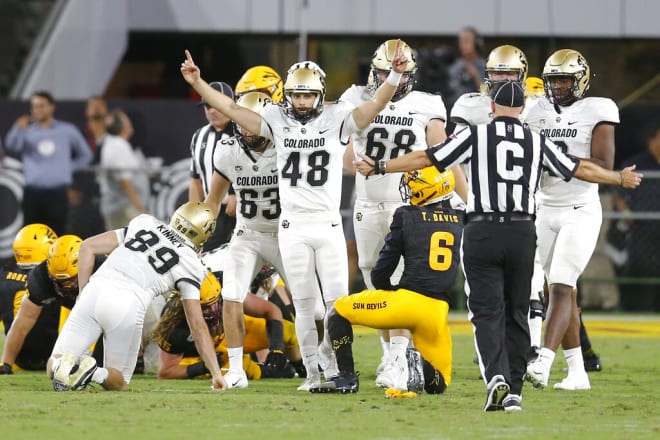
[92,214,207,304]
[341,85,447,202]
[213,137,280,233]
[259,101,358,214]
[525,96,619,206]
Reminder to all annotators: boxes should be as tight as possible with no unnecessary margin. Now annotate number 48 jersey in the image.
[340,86,447,203]
[92,214,207,305]
[213,137,280,233]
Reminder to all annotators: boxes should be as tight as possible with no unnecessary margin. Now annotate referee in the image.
[354,80,643,411]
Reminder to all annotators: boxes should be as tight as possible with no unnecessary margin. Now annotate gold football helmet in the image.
[13,223,57,268]
[542,49,590,105]
[47,235,82,299]
[525,76,545,96]
[283,62,326,122]
[235,65,284,103]
[169,201,216,250]
[200,271,222,334]
[400,167,455,206]
[482,45,528,93]
[368,39,417,101]
[236,91,272,150]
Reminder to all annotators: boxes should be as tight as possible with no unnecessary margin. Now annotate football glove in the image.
[265,349,287,370]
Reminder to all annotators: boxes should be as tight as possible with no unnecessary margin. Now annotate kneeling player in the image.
[316,168,464,394]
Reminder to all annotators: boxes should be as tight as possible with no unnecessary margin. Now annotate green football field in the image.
[1,314,658,440]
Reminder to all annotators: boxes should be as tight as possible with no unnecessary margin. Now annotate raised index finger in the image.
[185,49,194,63]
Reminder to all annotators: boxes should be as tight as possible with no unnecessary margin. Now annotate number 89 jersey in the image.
[213,138,280,233]
[340,86,447,203]
[93,214,207,304]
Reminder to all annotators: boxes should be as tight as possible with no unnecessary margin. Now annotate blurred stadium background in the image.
[0,0,658,311]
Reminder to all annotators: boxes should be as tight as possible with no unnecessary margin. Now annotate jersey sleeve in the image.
[371,208,405,290]
[415,92,447,123]
[338,85,366,107]
[212,139,237,180]
[593,98,620,125]
[259,104,279,141]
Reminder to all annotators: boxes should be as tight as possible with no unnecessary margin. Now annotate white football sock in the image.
[227,347,244,373]
[564,346,586,375]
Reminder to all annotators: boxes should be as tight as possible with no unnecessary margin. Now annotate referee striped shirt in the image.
[189,123,234,197]
[426,116,578,215]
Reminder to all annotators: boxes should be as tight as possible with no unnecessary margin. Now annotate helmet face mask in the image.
[235,91,271,150]
[482,45,528,94]
[283,63,326,123]
[169,202,217,250]
[399,167,455,206]
[235,65,284,103]
[368,39,417,101]
[13,223,57,268]
[542,49,590,106]
[47,235,82,299]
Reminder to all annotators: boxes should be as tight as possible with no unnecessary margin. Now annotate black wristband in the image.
[377,160,387,175]
[186,361,209,378]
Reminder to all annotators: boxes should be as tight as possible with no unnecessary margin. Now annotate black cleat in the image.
[584,353,602,372]
[484,375,509,412]
[311,372,360,394]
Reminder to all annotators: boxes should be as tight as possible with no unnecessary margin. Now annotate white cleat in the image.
[318,342,339,380]
[297,372,321,392]
[223,370,249,389]
[525,359,549,390]
[52,353,77,392]
[553,373,591,390]
[375,354,407,390]
[69,355,98,390]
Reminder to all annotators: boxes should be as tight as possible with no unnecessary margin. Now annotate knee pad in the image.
[529,298,546,320]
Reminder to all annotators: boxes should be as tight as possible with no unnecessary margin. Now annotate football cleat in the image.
[70,355,98,391]
[553,373,591,391]
[223,370,249,389]
[297,371,321,392]
[583,353,602,372]
[375,354,407,390]
[525,359,549,390]
[52,353,76,392]
[376,353,390,375]
[502,394,523,412]
[318,342,339,381]
[483,375,509,412]
[406,348,425,394]
[312,372,360,394]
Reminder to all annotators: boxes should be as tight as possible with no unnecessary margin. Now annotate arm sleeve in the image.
[371,209,404,290]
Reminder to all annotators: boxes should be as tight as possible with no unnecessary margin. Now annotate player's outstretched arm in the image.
[78,231,119,291]
[204,172,232,217]
[180,50,262,135]
[574,162,642,189]
[0,296,42,369]
[352,39,408,129]
[354,150,431,176]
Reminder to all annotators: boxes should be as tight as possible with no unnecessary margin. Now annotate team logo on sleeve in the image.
[281,220,290,229]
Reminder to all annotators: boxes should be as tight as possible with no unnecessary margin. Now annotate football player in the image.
[153,271,303,380]
[202,91,291,388]
[234,65,284,103]
[340,39,468,385]
[48,202,227,392]
[525,49,617,390]
[317,168,463,394]
[0,224,57,373]
[181,40,410,391]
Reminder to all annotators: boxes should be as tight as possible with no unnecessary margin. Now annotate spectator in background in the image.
[188,81,237,251]
[447,27,486,108]
[99,109,149,229]
[612,121,660,311]
[69,96,107,238]
[4,91,93,235]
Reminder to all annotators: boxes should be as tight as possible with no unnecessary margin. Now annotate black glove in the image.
[265,350,287,371]
[0,363,13,375]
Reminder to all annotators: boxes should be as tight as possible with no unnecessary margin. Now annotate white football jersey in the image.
[450,92,539,128]
[525,97,619,206]
[341,86,447,203]
[91,214,207,305]
[213,137,279,233]
[260,102,357,214]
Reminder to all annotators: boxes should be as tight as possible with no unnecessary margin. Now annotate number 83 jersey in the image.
[213,138,280,233]
[93,214,207,305]
[340,86,447,203]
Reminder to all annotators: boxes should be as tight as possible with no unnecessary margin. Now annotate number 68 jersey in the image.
[340,86,447,203]
[91,214,207,306]
[213,138,280,233]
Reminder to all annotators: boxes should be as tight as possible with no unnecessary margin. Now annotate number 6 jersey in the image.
[340,86,447,203]
[91,214,207,306]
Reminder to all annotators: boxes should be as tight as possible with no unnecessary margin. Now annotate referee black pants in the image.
[463,219,536,395]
